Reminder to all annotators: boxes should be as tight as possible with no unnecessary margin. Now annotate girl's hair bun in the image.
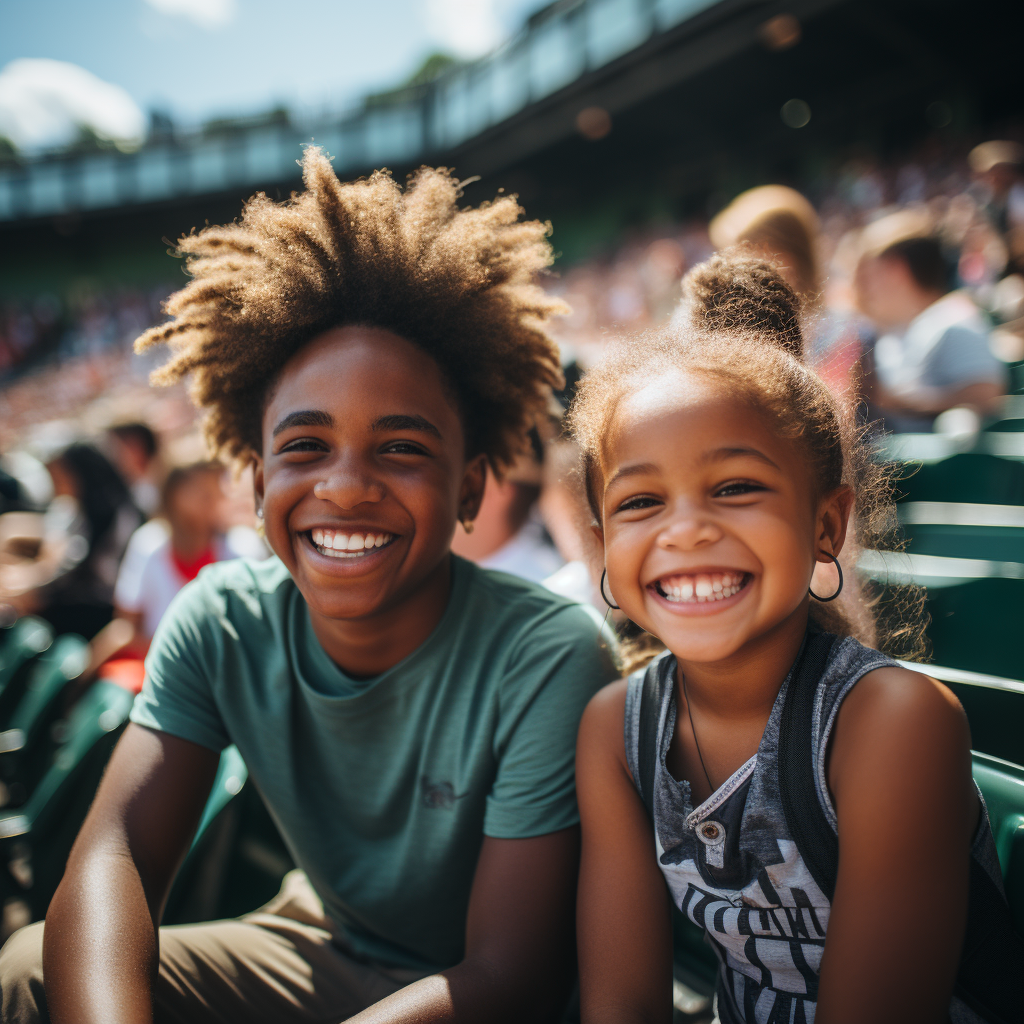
[681,248,804,359]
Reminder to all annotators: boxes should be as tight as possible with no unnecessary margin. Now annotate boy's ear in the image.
[458,454,487,522]
[817,485,854,560]
[252,457,265,511]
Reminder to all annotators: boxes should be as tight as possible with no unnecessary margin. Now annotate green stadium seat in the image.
[895,453,1024,506]
[0,680,134,921]
[0,618,53,717]
[191,745,248,852]
[0,634,89,808]
[897,502,1024,562]
[971,754,1024,932]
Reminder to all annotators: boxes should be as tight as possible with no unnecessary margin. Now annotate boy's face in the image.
[255,326,483,622]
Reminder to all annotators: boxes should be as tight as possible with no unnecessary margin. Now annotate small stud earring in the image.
[256,507,264,519]
[461,518,475,535]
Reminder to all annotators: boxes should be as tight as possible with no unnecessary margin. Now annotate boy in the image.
[0,150,616,1023]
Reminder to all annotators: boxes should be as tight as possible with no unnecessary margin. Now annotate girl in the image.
[572,251,1019,1024]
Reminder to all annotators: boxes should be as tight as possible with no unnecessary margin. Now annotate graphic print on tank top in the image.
[626,638,999,1024]
[626,640,894,1024]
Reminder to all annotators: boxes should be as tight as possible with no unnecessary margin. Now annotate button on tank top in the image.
[624,635,1002,1024]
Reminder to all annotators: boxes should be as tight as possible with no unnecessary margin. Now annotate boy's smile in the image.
[254,325,485,671]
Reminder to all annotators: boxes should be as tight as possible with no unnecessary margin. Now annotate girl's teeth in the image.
[656,571,747,604]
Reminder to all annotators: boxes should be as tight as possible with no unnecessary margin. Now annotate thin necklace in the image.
[680,671,714,794]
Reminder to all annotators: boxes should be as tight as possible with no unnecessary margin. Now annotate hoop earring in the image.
[809,552,844,602]
[600,569,620,609]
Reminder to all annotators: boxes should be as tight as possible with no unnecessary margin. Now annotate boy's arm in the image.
[816,667,977,1024]
[576,682,673,1024]
[43,724,219,1024]
[346,826,580,1024]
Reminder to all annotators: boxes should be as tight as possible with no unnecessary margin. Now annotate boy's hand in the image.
[43,724,218,1024]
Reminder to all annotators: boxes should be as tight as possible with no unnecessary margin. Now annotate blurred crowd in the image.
[2,128,1023,646]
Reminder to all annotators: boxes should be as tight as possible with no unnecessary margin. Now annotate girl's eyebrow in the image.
[606,461,659,488]
[702,445,780,470]
[273,409,334,436]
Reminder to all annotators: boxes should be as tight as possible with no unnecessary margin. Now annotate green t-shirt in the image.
[131,554,616,971]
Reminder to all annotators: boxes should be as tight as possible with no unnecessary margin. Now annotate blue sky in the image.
[1,0,544,128]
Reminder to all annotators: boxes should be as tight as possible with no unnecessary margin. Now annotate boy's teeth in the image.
[657,571,747,604]
[311,530,393,557]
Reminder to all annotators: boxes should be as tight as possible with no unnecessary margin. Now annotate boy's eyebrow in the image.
[272,409,335,436]
[372,414,442,440]
[703,445,781,470]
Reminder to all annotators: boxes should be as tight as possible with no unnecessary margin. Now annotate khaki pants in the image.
[0,870,429,1024]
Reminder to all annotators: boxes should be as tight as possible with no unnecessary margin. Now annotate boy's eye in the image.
[616,495,661,513]
[381,441,429,456]
[714,480,766,498]
[280,438,328,454]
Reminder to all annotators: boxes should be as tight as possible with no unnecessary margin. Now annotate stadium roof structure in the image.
[0,0,826,224]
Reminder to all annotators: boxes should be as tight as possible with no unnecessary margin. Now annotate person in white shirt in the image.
[113,461,266,651]
[854,211,1007,432]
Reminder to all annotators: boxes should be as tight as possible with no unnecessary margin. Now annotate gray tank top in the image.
[624,634,1002,1024]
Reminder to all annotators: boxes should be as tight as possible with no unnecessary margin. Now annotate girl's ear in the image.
[458,454,487,523]
[817,485,855,560]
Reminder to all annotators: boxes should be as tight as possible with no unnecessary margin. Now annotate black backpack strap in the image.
[635,656,668,821]
[777,631,840,903]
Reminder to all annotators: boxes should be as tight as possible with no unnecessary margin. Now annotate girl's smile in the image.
[648,568,753,614]
[597,370,846,664]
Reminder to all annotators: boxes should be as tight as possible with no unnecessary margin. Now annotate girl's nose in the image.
[656,508,722,550]
[312,457,385,510]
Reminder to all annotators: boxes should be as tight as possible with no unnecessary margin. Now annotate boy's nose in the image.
[312,459,385,509]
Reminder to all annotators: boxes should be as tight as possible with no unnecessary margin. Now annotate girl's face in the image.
[597,371,849,664]
[254,326,485,623]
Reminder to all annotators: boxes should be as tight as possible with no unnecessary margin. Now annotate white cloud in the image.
[424,0,505,58]
[0,59,146,153]
[143,0,237,30]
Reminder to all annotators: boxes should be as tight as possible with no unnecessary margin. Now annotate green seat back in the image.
[971,753,1024,932]
[985,419,1024,433]
[0,618,52,712]
[896,454,1024,506]
[0,680,136,841]
[3,635,88,751]
[925,578,1024,679]
[901,523,1024,563]
[190,746,248,852]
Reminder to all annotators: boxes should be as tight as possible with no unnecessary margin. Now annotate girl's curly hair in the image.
[136,148,566,471]
[569,248,928,670]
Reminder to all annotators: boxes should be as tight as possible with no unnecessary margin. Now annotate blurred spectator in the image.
[968,140,1024,244]
[110,461,265,654]
[450,443,564,584]
[708,184,865,396]
[106,421,162,517]
[33,443,143,638]
[854,210,1007,432]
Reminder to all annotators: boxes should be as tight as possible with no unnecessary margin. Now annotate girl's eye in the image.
[617,495,661,512]
[714,480,766,498]
[381,441,429,456]
[280,438,327,454]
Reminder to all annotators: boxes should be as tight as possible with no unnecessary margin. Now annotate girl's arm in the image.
[816,667,978,1024]
[576,681,674,1024]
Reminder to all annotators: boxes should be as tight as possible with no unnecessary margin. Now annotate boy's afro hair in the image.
[136,147,566,471]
